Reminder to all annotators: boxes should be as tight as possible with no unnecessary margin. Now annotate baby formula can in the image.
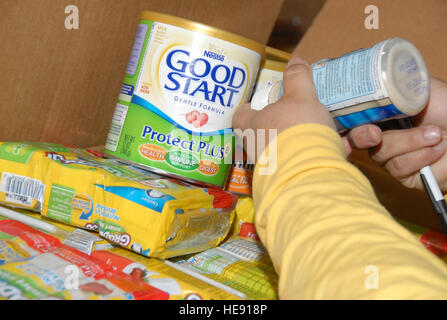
[226,58,288,195]
[251,38,430,132]
[104,11,264,187]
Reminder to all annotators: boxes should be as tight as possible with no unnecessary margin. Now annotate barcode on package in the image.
[0,172,46,207]
[105,103,129,152]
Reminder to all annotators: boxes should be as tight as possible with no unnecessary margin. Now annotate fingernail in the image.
[287,56,309,67]
[367,126,381,145]
[424,126,441,142]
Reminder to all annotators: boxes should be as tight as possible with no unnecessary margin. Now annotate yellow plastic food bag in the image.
[0,142,236,258]
[228,196,259,241]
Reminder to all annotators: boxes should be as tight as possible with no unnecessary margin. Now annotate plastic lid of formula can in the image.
[380,38,430,116]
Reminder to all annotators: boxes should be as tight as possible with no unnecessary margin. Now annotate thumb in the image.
[347,124,383,149]
[282,56,319,104]
[280,55,336,131]
[232,102,255,132]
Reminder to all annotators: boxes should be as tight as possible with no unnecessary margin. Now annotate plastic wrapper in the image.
[0,209,242,300]
[228,196,259,241]
[171,194,277,300]
[0,142,237,258]
[0,215,169,300]
[172,237,278,300]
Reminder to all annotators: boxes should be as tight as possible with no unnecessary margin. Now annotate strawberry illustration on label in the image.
[185,110,200,124]
[185,111,208,128]
[192,113,208,128]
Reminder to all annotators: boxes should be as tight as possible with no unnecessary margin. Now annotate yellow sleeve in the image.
[253,123,447,299]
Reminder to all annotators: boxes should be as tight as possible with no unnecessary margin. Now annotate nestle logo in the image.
[203,50,225,62]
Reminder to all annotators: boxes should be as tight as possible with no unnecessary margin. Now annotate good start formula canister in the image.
[251,38,430,132]
[105,11,264,187]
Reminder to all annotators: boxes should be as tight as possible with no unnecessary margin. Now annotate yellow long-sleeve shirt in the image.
[252,123,447,299]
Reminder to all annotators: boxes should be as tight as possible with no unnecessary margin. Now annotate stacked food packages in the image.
[0,142,281,300]
[1,142,447,300]
[0,214,170,300]
[0,142,237,259]
[0,208,247,300]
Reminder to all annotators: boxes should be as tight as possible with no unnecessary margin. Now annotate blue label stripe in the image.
[131,95,233,136]
[121,84,134,96]
[96,185,175,213]
[335,104,404,130]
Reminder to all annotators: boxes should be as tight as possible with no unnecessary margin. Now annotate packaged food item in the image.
[104,11,264,187]
[227,197,259,241]
[0,208,242,300]
[0,204,115,256]
[0,216,169,300]
[99,248,242,300]
[252,38,430,132]
[172,236,278,300]
[0,142,237,258]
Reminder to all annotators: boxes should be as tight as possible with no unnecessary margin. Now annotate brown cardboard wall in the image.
[293,0,447,231]
[0,0,283,147]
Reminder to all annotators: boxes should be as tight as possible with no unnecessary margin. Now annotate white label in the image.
[0,172,45,207]
[105,103,129,152]
[312,41,389,112]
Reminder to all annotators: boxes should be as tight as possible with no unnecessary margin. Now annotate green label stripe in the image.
[0,143,38,164]
[94,219,126,234]
[0,230,15,240]
[0,268,53,299]
[47,184,75,224]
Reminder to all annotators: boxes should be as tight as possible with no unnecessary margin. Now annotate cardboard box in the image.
[267,0,326,53]
[0,0,283,147]
[293,0,447,231]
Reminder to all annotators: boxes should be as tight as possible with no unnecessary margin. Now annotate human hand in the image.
[232,56,336,160]
[345,77,447,193]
